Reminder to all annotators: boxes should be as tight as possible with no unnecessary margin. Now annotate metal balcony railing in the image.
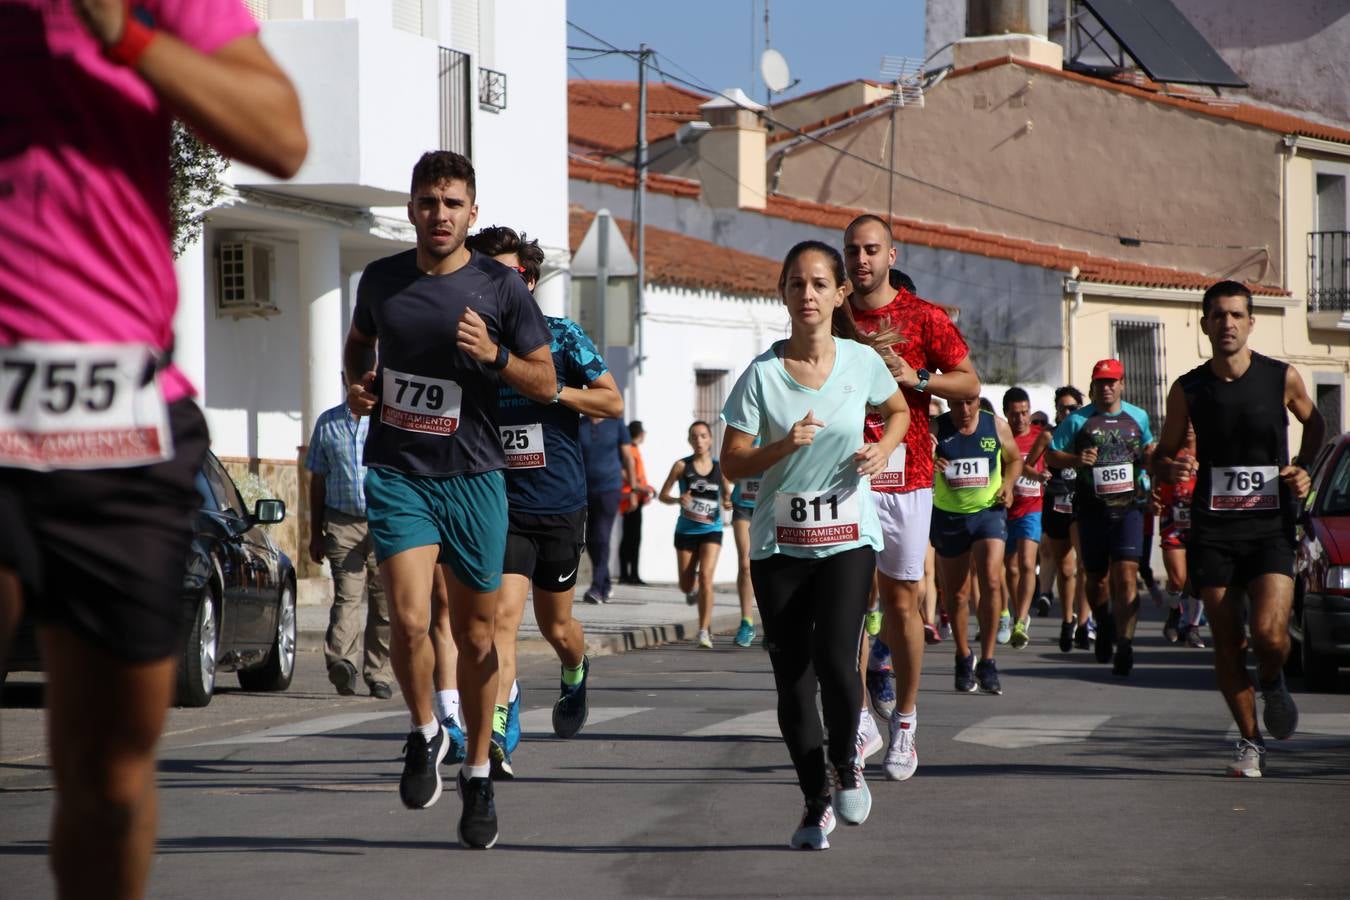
[1309,231,1350,313]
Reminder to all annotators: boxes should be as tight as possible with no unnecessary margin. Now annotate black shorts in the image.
[674,530,723,551]
[1187,535,1295,590]
[0,399,210,661]
[503,507,587,590]
[930,506,1006,558]
[1076,506,1143,574]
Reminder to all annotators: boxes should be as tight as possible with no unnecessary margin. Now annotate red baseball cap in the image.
[1091,358,1124,381]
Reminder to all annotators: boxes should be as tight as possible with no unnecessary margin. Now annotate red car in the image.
[1290,433,1350,691]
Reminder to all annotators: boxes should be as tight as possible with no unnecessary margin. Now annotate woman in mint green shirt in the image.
[721,240,908,850]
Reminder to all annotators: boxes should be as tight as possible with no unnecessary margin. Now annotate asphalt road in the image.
[3,612,1350,899]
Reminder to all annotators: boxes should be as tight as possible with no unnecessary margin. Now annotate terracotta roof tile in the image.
[569,80,709,156]
[569,158,1287,297]
[568,206,781,297]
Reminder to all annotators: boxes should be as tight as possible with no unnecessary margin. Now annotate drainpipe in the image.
[1065,267,1082,383]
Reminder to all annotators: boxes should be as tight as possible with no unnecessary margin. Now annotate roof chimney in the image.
[696,88,767,211]
[954,0,1062,70]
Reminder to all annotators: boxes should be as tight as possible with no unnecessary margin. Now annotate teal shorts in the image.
[364,466,507,592]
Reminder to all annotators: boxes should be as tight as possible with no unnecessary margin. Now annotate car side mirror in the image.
[252,498,286,525]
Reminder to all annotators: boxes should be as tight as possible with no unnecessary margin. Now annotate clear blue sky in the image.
[565,0,927,103]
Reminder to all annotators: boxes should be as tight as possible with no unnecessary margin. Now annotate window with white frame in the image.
[1111,318,1165,437]
[694,369,730,454]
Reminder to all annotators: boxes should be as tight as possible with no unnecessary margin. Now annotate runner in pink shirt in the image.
[0,2,304,897]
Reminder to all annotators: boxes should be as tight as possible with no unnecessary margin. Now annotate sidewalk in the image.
[296,579,752,658]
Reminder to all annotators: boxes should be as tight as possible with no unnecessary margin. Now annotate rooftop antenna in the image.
[878,54,928,231]
[760,0,799,105]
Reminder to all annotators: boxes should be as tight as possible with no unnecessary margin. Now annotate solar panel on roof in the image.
[1081,0,1247,87]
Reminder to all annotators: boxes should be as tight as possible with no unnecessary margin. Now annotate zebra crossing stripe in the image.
[1226,713,1350,742]
[190,711,406,746]
[687,710,780,738]
[953,715,1110,749]
[519,706,651,735]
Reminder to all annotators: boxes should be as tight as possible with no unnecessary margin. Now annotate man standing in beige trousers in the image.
[306,383,392,698]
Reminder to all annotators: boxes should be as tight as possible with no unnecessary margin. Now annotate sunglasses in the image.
[1058,404,1079,412]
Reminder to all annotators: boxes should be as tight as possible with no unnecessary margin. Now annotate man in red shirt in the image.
[1002,387,1049,649]
[843,215,980,782]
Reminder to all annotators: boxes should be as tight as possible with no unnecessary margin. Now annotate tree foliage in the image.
[169,121,226,258]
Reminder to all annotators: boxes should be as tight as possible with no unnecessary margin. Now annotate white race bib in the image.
[871,444,907,490]
[774,489,862,547]
[1053,494,1073,515]
[739,479,761,503]
[682,496,720,524]
[0,343,172,471]
[1172,503,1192,525]
[499,423,545,469]
[381,367,462,436]
[944,456,989,489]
[1013,473,1043,498]
[1092,463,1133,497]
[1209,465,1279,511]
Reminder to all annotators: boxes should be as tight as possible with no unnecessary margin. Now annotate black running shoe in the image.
[1112,640,1134,677]
[552,656,590,739]
[1162,607,1181,644]
[457,771,499,849]
[1093,608,1115,664]
[399,726,448,809]
[975,658,1003,695]
[1074,623,1091,650]
[954,652,977,693]
[488,731,515,781]
[1059,621,1075,653]
[1033,594,1052,617]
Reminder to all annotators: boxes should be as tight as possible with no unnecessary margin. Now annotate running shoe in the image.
[864,607,883,637]
[1086,616,1098,640]
[504,685,522,755]
[1181,624,1206,649]
[1163,607,1182,644]
[1112,639,1134,677]
[789,797,836,850]
[552,656,590,739]
[685,590,698,606]
[696,628,713,649]
[1093,609,1115,664]
[831,759,872,825]
[488,731,514,781]
[582,589,604,605]
[1260,672,1299,740]
[1009,619,1030,650]
[1074,622,1092,650]
[883,715,918,782]
[1058,620,1075,653]
[955,652,977,693]
[440,713,467,765]
[1033,593,1053,617]
[975,658,1002,695]
[938,607,953,640]
[923,623,941,645]
[866,665,897,720]
[399,726,448,809]
[856,708,883,763]
[1226,738,1266,778]
[734,619,755,648]
[457,771,499,849]
[996,611,1013,645]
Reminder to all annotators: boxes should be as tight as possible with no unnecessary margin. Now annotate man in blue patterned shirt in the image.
[466,226,624,779]
[304,384,391,698]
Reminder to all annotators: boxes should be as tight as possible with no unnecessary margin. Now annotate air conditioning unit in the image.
[215,240,278,318]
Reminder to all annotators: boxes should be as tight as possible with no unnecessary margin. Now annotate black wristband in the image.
[487,344,509,371]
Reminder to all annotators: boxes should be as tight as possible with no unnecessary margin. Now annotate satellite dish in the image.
[760,48,791,93]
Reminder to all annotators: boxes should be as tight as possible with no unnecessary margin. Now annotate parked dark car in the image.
[1289,433,1350,691]
[3,450,297,707]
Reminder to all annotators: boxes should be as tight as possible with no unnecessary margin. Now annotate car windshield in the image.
[1320,449,1350,516]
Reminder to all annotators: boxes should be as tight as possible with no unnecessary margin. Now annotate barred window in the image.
[694,369,730,454]
[439,47,472,157]
[1112,319,1165,437]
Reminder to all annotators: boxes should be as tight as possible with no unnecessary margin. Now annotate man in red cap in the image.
[1044,359,1156,677]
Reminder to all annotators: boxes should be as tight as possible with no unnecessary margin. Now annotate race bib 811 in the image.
[774,489,861,547]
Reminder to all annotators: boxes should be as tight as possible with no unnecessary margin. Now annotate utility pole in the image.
[635,43,650,375]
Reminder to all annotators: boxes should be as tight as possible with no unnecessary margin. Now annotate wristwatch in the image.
[914,368,931,392]
[487,344,509,371]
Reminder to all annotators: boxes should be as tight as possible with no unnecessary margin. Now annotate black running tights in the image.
[750,546,875,799]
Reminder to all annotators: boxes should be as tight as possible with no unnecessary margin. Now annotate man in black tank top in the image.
[1154,281,1325,778]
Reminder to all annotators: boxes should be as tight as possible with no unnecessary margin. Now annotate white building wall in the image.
[622,284,789,585]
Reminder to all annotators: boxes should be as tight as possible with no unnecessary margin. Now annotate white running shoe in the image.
[883,715,918,782]
[855,709,883,763]
[831,759,872,825]
[1227,738,1266,778]
[789,799,836,850]
[696,628,713,649]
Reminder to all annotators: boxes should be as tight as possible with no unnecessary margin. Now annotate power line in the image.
[564,20,1268,255]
